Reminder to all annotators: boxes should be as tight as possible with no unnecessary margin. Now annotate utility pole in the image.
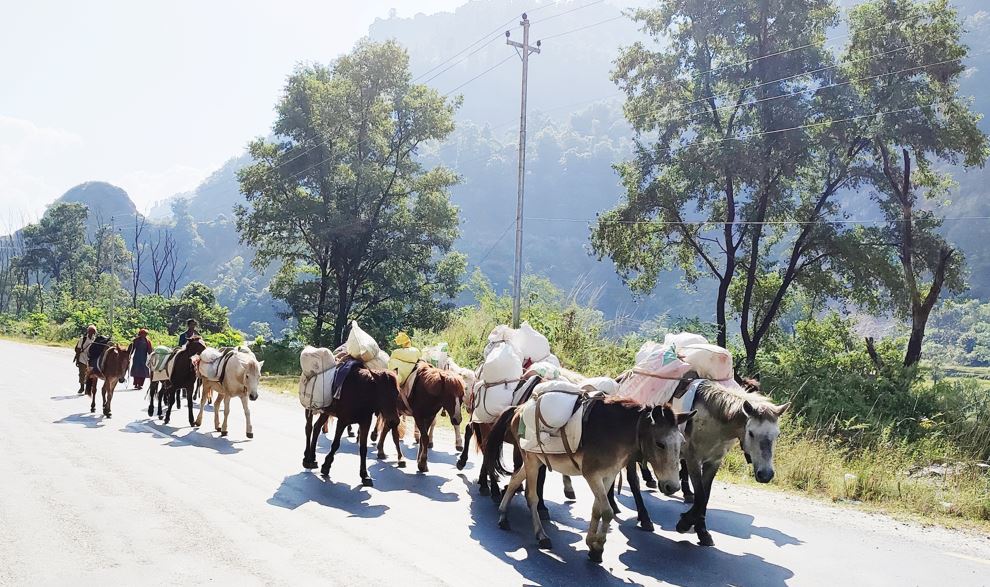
[506,13,540,328]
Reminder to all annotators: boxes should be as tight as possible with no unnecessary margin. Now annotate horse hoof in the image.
[479,485,491,497]
[418,465,428,473]
[362,478,374,487]
[303,459,318,470]
[676,517,694,534]
[220,431,228,437]
[698,531,715,547]
[539,538,554,551]
[455,458,466,471]
[246,432,254,439]
[564,488,576,500]
[147,408,153,417]
[538,508,550,521]
[320,465,331,476]
[645,479,658,489]
[90,407,95,414]
[683,493,695,504]
[455,445,463,452]
[498,518,510,531]
[428,442,434,449]
[638,520,655,532]
[397,461,406,469]
[587,548,602,562]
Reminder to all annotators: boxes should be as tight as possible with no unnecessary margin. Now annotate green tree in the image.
[237,40,465,346]
[592,0,883,370]
[165,282,230,334]
[843,0,988,367]
[20,202,90,296]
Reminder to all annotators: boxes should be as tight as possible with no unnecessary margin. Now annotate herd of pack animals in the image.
[77,319,789,563]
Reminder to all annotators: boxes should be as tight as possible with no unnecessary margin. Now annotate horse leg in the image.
[303,410,317,469]
[496,465,525,530]
[147,382,155,417]
[320,418,347,476]
[186,384,196,427]
[88,377,96,413]
[358,416,373,487]
[676,459,706,536]
[194,382,206,427]
[416,417,430,473]
[585,475,614,563]
[640,461,657,489]
[106,380,115,418]
[559,473,576,501]
[241,394,254,439]
[689,461,720,547]
[213,392,222,432]
[680,458,694,503]
[391,423,406,468]
[626,461,653,531]
[427,419,436,449]
[536,465,549,520]
[163,385,173,425]
[376,419,389,460]
[454,420,463,452]
[219,395,231,437]
[525,456,552,549]
[307,412,331,469]
[347,425,354,439]
[456,422,473,470]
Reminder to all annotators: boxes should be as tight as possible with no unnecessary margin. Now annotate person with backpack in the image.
[73,325,98,394]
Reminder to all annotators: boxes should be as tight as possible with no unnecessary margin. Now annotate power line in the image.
[444,54,515,94]
[541,14,624,41]
[475,219,517,265]
[532,0,605,24]
[524,215,990,226]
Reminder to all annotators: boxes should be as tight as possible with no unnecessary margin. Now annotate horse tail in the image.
[484,407,517,480]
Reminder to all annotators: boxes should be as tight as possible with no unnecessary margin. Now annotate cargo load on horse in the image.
[345,321,381,363]
[194,346,252,383]
[297,346,360,411]
[518,381,589,460]
[471,342,524,423]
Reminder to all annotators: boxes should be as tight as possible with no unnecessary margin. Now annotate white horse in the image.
[194,348,263,438]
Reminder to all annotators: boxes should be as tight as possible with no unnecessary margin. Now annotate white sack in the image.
[300,346,337,378]
[663,331,709,350]
[471,381,515,423]
[530,381,584,431]
[481,343,523,383]
[511,321,551,362]
[681,343,734,381]
[299,367,337,410]
[345,321,380,363]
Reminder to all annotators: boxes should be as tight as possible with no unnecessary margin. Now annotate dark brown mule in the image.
[376,362,465,473]
[485,397,694,561]
[457,377,547,499]
[163,338,207,427]
[303,367,402,487]
[86,345,130,418]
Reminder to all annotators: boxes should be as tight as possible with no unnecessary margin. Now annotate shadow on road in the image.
[268,472,388,518]
[53,413,108,428]
[618,524,795,587]
[120,419,246,455]
[627,490,802,548]
[50,394,84,401]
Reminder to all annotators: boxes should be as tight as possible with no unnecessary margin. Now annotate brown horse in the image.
[85,344,130,418]
[163,338,207,427]
[485,397,694,561]
[303,367,402,487]
[376,362,465,473]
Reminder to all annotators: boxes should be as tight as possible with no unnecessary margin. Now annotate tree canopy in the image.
[237,40,465,345]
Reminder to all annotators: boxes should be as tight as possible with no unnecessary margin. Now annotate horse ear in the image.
[258,360,265,369]
[742,400,756,418]
[676,410,696,425]
[774,402,790,416]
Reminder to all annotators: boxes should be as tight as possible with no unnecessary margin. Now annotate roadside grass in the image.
[718,424,990,531]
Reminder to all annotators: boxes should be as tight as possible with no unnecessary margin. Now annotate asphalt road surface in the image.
[1,339,989,586]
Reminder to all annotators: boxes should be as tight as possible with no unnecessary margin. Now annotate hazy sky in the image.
[0,0,470,227]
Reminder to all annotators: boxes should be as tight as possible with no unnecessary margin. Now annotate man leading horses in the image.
[73,325,98,394]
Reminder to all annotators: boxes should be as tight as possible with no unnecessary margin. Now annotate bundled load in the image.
[519,382,587,457]
[422,343,450,370]
[579,376,619,395]
[195,346,253,383]
[510,321,552,364]
[662,331,708,350]
[680,343,734,381]
[388,332,421,387]
[345,321,381,363]
[522,360,561,381]
[149,346,176,382]
[481,342,523,383]
[617,340,692,406]
[298,345,338,410]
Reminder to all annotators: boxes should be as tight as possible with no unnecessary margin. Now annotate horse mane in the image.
[416,362,465,398]
[696,380,779,423]
[603,395,648,411]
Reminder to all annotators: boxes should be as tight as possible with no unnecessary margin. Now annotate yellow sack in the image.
[388,346,421,386]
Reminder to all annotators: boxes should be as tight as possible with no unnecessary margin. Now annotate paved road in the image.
[1,339,989,586]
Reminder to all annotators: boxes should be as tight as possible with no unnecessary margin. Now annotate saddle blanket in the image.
[195,347,246,383]
[398,365,418,415]
[149,346,176,382]
[299,358,361,410]
[519,388,586,456]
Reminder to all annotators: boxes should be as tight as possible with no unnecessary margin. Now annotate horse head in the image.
[643,405,695,496]
[237,353,263,401]
[373,370,402,428]
[444,372,466,427]
[185,337,207,356]
[740,399,790,483]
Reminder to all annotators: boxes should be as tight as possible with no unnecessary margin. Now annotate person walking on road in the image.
[178,319,200,347]
[73,325,98,394]
[128,328,153,390]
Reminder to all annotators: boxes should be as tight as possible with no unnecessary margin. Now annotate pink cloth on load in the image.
[617,354,694,407]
